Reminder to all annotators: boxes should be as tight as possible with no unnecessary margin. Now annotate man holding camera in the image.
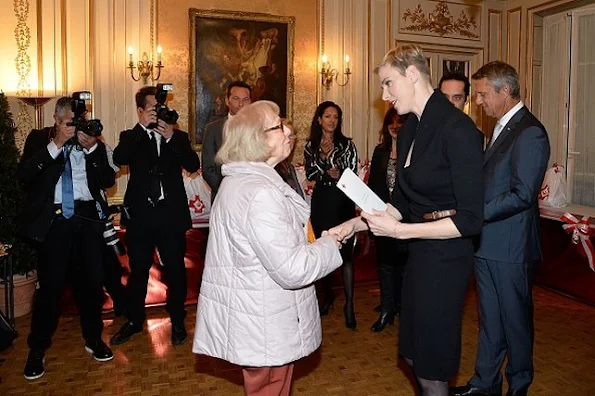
[110,86,199,347]
[18,96,116,380]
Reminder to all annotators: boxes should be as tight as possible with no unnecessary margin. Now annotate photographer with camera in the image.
[110,85,199,347]
[18,95,116,380]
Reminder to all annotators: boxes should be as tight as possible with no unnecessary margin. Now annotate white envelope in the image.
[336,168,387,214]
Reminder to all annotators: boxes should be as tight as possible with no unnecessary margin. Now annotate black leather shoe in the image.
[171,322,187,345]
[110,321,142,345]
[506,386,528,396]
[85,340,114,361]
[370,311,395,332]
[319,295,336,316]
[24,349,45,380]
[344,303,357,330]
[450,385,500,396]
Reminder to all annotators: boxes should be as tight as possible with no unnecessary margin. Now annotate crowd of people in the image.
[15,44,549,396]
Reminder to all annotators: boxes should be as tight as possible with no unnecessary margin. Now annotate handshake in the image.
[321,203,405,248]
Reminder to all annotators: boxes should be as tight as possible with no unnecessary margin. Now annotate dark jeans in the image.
[28,204,105,351]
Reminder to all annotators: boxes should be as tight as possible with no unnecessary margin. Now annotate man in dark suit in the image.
[451,62,550,396]
[201,81,251,201]
[19,96,116,380]
[439,71,470,112]
[110,86,199,346]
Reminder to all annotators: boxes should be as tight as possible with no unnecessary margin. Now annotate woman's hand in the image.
[385,202,403,221]
[328,217,368,242]
[326,165,340,179]
[321,230,342,248]
[361,209,408,239]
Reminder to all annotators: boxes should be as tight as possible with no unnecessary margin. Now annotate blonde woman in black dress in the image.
[330,46,483,395]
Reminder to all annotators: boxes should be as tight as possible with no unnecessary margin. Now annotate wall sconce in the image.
[127,45,164,84]
[320,54,351,90]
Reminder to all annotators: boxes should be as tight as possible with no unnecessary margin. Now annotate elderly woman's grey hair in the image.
[216,100,281,164]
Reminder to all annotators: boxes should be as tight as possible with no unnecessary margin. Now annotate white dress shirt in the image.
[48,140,97,203]
[489,101,524,148]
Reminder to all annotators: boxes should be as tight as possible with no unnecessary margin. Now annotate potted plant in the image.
[0,92,38,318]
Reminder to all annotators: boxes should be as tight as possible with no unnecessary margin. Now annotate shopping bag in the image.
[539,163,568,208]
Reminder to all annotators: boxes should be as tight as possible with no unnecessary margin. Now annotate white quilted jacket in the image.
[192,161,343,367]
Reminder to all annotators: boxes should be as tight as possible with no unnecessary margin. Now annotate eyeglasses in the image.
[264,123,283,133]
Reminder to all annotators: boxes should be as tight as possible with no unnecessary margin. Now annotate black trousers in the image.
[27,203,105,351]
[124,203,187,325]
[102,245,126,311]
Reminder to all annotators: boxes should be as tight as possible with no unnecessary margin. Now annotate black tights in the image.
[403,357,449,396]
[321,238,354,306]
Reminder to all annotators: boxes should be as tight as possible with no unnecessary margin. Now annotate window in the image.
[539,7,595,207]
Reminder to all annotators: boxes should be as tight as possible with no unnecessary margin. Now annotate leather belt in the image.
[423,209,457,220]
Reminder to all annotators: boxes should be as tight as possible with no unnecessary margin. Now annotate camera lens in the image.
[103,222,126,256]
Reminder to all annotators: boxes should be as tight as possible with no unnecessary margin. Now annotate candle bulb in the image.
[156,45,162,63]
[321,54,328,72]
[345,54,350,72]
[128,46,134,63]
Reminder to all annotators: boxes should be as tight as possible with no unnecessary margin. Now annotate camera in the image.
[148,83,178,129]
[102,204,131,256]
[68,91,103,137]
[103,220,126,256]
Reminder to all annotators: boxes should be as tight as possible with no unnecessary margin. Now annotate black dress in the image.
[391,91,484,380]
[304,139,358,239]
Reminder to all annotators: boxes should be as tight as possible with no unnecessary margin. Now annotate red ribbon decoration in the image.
[561,212,595,272]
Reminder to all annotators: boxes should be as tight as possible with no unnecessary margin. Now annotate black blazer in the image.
[201,116,227,201]
[368,143,394,204]
[113,124,200,232]
[391,90,484,238]
[17,127,116,242]
[475,106,550,263]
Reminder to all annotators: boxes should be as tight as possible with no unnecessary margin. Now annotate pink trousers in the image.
[242,364,294,396]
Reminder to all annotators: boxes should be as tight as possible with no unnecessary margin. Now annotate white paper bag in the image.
[539,164,568,208]
[184,172,211,224]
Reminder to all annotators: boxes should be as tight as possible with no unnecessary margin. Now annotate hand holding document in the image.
[336,168,387,214]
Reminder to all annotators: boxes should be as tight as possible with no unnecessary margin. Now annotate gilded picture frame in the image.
[189,9,295,149]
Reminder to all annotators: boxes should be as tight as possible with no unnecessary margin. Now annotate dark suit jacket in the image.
[113,124,200,232]
[368,143,393,204]
[17,127,116,242]
[201,116,227,201]
[475,106,550,263]
[391,90,484,239]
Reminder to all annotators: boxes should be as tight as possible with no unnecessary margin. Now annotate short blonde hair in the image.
[374,45,431,81]
[216,100,280,164]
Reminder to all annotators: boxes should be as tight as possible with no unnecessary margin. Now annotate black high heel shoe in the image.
[344,303,357,330]
[370,311,395,332]
[319,295,335,316]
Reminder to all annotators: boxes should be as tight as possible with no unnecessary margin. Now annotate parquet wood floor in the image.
[1,284,594,395]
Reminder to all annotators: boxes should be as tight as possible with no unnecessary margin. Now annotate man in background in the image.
[201,81,252,201]
[439,71,470,112]
[110,86,199,347]
[19,97,116,380]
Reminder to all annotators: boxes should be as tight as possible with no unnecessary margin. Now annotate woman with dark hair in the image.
[304,101,359,329]
[367,108,408,332]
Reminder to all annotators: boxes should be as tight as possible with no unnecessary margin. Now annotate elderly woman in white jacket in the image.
[193,100,343,396]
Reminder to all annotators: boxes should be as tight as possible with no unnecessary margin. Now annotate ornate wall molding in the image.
[14,0,32,96]
[399,0,481,41]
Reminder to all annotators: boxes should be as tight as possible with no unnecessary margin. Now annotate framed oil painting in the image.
[189,9,295,148]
